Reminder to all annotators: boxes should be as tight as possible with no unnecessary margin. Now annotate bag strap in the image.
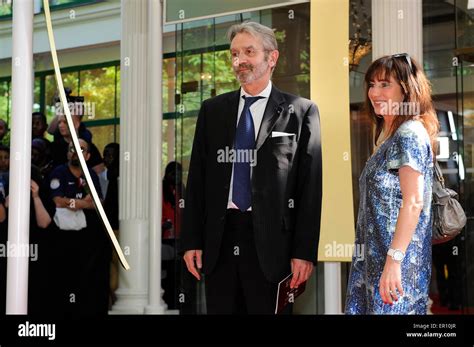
[433,159,445,189]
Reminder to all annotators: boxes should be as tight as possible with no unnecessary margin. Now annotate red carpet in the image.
[430,293,465,315]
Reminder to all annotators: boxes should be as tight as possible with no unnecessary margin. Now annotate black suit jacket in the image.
[180,85,322,283]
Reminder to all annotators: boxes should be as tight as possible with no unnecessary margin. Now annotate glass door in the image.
[455,0,474,314]
[455,56,474,314]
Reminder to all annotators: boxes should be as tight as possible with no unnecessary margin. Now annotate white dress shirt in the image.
[227,81,272,210]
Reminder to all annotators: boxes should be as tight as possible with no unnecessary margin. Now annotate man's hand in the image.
[290,258,313,289]
[183,250,203,281]
[66,198,80,211]
[31,180,40,199]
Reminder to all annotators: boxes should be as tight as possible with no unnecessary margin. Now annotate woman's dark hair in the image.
[365,54,439,155]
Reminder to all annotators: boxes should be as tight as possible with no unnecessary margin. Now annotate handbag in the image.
[432,160,466,244]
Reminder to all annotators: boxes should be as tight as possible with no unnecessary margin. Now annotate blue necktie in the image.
[232,96,263,211]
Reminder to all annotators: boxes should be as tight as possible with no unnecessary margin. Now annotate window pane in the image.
[89,124,116,155]
[0,1,12,16]
[176,116,197,185]
[209,50,239,95]
[455,1,474,50]
[265,4,311,99]
[114,124,119,145]
[45,72,79,126]
[115,66,120,118]
[178,53,203,113]
[163,58,176,114]
[49,0,98,7]
[80,67,117,121]
[33,77,41,113]
[162,119,175,174]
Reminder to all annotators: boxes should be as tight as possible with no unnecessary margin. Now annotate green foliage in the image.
[0,81,9,123]
[0,2,12,17]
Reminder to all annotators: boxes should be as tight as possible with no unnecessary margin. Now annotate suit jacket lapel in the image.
[255,86,285,151]
[225,89,241,148]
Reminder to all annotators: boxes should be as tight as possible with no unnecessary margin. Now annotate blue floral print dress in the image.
[345,120,433,314]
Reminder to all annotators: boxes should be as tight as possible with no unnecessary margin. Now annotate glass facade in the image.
[0,0,11,17]
[423,0,474,314]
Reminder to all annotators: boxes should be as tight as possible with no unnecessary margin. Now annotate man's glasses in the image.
[230,47,268,60]
[391,53,413,73]
[69,147,87,153]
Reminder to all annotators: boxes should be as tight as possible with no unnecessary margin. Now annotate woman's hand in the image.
[379,256,404,305]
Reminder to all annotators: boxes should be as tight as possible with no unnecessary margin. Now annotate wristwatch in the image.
[387,248,405,263]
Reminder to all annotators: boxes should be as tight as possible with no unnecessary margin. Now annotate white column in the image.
[324,262,342,314]
[6,0,33,314]
[144,0,167,314]
[372,0,423,63]
[111,0,150,314]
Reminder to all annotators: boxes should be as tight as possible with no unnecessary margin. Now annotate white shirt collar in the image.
[240,80,272,100]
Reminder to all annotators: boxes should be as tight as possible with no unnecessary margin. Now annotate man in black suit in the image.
[180,21,322,314]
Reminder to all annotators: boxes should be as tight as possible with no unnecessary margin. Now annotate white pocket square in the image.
[271,131,296,138]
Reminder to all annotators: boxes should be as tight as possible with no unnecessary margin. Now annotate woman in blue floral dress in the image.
[345,54,440,314]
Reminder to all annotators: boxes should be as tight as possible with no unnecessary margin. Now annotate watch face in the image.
[394,250,404,261]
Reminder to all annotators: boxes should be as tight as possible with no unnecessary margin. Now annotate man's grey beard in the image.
[234,60,269,84]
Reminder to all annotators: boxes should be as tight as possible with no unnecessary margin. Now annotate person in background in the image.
[0,174,8,316]
[48,138,110,316]
[1,166,50,315]
[27,166,55,315]
[32,138,54,180]
[47,88,93,144]
[101,142,120,308]
[0,145,9,180]
[162,161,184,239]
[51,115,104,175]
[99,143,120,210]
[162,161,184,310]
[32,112,52,145]
[345,54,439,314]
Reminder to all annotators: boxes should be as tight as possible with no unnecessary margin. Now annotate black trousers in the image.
[205,209,287,315]
[52,225,111,317]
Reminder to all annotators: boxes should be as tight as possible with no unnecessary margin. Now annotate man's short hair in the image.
[227,21,278,52]
[32,112,47,124]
